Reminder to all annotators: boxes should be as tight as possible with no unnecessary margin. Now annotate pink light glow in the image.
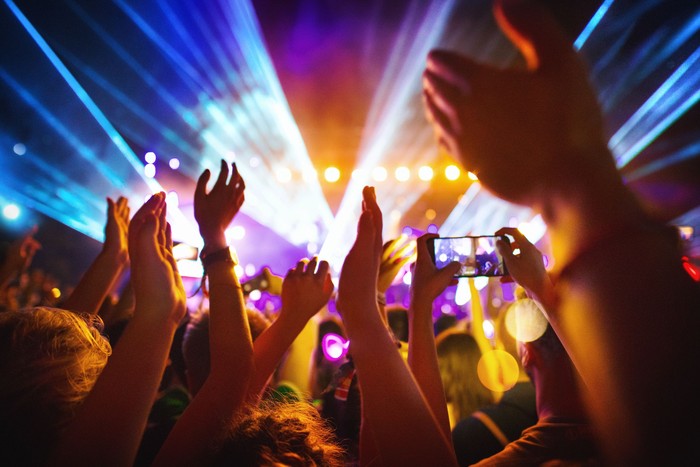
[322,333,349,362]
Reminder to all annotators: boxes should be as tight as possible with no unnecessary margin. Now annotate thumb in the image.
[494,0,573,71]
[439,262,462,282]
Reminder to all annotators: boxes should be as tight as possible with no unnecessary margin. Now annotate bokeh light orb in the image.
[478,349,520,392]
[505,298,549,343]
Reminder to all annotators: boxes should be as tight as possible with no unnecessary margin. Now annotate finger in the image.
[494,0,574,71]
[231,162,245,189]
[215,159,230,188]
[131,192,161,225]
[426,49,480,92]
[422,90,458,143]
[316,260,330,279]
[306,256,319,274]
[195,169,211,201]
[117,196,128,214]
[107,197,116,219]
[439,262,462,281]
[163,222,177,266]
[424,69,467,115]
[362,186,382,247]
[496,226,529,247]
[496,239,516,264]
[157,199,168,248]
[295,259,307,273]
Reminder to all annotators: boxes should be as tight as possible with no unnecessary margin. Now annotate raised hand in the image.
[407,233,460,441]
[60,197,130,316]
[0,226,41,288]
[336,186,383,318]
[410,233,460,306]
[422,0,612,207]
[103,196,130,264]
[128,192,186,325]
[281,257,334,323]
[194,159,245,251]
[336,186,458,466]
[49,192,187,466]
[378,236,416,294]
[495,227,554,309]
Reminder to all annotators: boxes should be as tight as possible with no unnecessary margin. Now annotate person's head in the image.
[182,306,271,396]
[436,329,495,423]
[212,400,345,466]
[386,306,409,343]
[0,307,111,464]
[434,313,458,336]
[519,322,568,382]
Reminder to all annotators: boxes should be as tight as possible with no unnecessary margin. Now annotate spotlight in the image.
[144,163,156,178]
[418,166,434,181]
[395,166,410,182]
[372,166,388,181]
[168,158,180,169]
[445,165,460,181]
[324,167,341,183]
[2,204,21,220]
[13,143,26,156]
[144,151,156,163]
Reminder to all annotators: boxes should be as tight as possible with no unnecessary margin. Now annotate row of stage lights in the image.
[139,149,479,184]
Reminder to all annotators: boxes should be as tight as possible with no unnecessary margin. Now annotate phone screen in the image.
[428,235,508,277]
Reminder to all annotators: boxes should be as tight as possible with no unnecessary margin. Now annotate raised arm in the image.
[495,227,556,312]
[49,192,186,466]
[248,256,334,402]
[155,159,252,466]
[423,1,700,464]
[61,197,130,315]
[0,226,41,291]
[336,187,457,467]
[408,233,460,441]
[377,236,415,319]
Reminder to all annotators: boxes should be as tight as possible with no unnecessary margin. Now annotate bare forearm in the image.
[248,313,306,402]
[207,261,253,386]
[50,314,178,466]
[538,147,700,464]
[61,250,126,315]
[408,296,451,441]
[344,307,457,467]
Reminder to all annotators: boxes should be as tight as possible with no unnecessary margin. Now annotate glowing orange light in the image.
[445,165,460,181]
[324,167,341,183]
[478,349,520,392]
[418,166,434,181]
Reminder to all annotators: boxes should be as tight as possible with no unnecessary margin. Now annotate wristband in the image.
[201,246,237,272]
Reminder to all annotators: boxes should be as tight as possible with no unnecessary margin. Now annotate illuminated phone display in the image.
[428,235,508,277]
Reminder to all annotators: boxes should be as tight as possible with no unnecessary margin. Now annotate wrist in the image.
[99,247,128,266]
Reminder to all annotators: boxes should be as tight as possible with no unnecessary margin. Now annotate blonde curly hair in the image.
[0,307,112,464]
[212,399,346,466]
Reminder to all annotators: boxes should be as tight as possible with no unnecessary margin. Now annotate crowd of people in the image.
[1,0,698,465]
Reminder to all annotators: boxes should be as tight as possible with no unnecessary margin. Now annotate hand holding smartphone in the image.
[427,235,509,277]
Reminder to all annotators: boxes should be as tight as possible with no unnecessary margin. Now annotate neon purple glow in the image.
[322,332,349,362]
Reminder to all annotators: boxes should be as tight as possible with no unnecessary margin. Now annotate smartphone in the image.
[427,235,509,277]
